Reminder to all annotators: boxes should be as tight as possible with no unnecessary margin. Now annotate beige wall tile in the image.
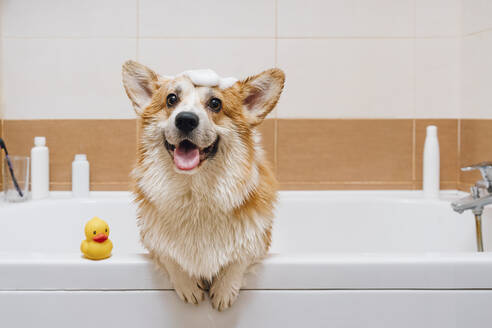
[139,0,275,37]
[415,39,460,118]
[278,0,414,37]
[416,0,461,37]
[277,39,414,118]
[460,119,492,185]
[1,0,137,37]
[414,119,459,189]
[462,31,492,119]
[3,120,137,190]
[1,39,137,119]
[277,119,413,183]
[138,39,275,83]
[463,0,492,35]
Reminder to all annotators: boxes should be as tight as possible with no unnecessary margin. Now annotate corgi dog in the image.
[122,61,284,311]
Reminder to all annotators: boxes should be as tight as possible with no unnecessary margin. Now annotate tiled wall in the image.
[0,118,489,191]
[0,1,490,191]
[0,0,462,119]
[462,1,492,119]
[460,1,492,188]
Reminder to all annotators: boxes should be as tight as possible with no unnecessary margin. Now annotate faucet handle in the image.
[462,162,492,192]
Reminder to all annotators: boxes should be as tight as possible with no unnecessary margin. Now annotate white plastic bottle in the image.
[423,125,440,198]
[31,136,49,199]
[72,154,90,198]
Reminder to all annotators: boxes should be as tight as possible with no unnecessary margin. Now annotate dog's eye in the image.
[166,93,178,107]
[208,97,222,112]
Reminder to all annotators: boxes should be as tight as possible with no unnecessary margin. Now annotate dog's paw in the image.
[172,275,205,305]
[209,277,241,311]
[197,278,211,291]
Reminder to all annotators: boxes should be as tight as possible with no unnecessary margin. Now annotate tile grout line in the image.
[133,0,140,170]
[1,36,462,40]
[458,2,464,190]
[274,0,278,70]
[457,118,462,189]
[135,0,140,60]
[274,0,279,173]
[412,0,417,190]
[412,119,416,186]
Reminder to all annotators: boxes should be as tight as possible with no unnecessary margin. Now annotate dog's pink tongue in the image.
[174,146,200,171]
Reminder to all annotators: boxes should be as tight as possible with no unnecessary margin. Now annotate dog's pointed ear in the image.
[122,60,161,115]
[240,68,285,126]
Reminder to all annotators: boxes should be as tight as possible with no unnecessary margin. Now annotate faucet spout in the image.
[451,194,492,214]
[451,162,492,252]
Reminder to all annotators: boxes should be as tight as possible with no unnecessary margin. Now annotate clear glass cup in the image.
[3,156,30,202]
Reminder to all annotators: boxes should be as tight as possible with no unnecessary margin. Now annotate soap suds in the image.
[167,69,238,90]
[218,76,238,89]
[181,69,220,87]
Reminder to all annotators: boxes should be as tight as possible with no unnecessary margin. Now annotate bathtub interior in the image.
[0,193,144,254]
[1,190,489,255]
[271,192,485,253]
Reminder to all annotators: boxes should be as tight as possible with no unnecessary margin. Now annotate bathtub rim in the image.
[2,251,492,291]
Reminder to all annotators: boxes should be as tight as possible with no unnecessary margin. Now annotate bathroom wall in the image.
[0,0,489,191]
[461,1,492,189]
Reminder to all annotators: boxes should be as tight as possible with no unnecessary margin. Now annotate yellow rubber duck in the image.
[81,217,113,260]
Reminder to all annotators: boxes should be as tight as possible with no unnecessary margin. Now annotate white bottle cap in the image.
[74,154,87,161]
[34,136,46,146]
[426,125,438,137]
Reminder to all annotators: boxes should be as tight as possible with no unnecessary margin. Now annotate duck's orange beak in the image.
[93,233,108,243]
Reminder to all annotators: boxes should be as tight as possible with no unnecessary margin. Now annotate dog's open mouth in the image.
[165,137,219,171]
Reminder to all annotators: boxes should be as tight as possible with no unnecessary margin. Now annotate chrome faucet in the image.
[451,162,492,252]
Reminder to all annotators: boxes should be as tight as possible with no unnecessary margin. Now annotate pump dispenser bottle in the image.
[423,125,440,198]
[31,136,49,199]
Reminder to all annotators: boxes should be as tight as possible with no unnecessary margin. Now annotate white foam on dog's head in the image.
[170,69,238,90]
[181,69,220,87]
[218,76,238,89]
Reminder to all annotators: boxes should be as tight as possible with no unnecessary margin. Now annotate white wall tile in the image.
[415,39,460,118]
[138,39,275,81]
[1,0,137,37]
[462,31,492,118]
[277,39,414,118]
[277,0,414,37]
[139,0,275,37]
[1,39,137,119]
[416,0,461,37]
[463,0,492,35]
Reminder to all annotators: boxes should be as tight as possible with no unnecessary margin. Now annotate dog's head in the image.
[122,61,284,177]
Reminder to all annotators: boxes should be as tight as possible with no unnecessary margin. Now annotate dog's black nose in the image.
[175,111,199,133]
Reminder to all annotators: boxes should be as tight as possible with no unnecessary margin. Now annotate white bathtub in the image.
[1,190,492,327]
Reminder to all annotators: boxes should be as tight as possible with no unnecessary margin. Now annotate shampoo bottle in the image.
[31,136,49,199]
[72,154,90,197]
[423,125,440,198]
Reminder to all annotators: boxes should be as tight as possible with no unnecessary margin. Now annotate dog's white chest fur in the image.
[136,180,270,279]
